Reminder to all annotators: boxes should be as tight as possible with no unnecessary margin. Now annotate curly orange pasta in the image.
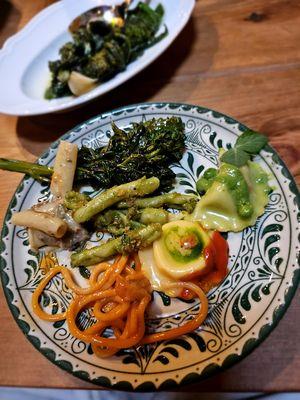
[32,254,208,357]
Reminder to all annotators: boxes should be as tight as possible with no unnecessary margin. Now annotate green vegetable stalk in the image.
[105,221,144,237]
[137,208,169,225]
[73,176,160,223]
[117,192,198,213]
[71,223,162,267]
[94,209,128,229]
[0,158,53,183]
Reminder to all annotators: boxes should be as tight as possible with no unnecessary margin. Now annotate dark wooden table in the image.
[0,0,299,392]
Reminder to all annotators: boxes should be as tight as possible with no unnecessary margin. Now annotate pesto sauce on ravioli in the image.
[163,226,204,263]
[197,163,254,219]
[191,161,271,232]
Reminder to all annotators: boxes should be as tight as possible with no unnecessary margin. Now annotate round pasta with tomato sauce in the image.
[32,254,209,357]
[139,220,229,299]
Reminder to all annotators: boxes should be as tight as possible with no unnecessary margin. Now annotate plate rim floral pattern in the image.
[0,102,299,391]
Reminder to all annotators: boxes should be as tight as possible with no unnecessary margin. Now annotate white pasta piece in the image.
[12,210,67,238]
[28,228,60,250]
[50,141,78,199]
[68,72,97,96]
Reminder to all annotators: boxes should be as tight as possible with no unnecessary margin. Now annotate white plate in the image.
[0,0,194,116]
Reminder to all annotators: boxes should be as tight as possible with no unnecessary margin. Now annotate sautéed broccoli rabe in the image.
[191,130,271,232]
[45,2,166,98]
[0,117,186,193]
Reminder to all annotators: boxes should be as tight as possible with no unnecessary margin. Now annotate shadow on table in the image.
[15,14,218,156]
[0,0,21,48]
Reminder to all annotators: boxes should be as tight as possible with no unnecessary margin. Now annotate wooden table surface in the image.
[0,0,299,392]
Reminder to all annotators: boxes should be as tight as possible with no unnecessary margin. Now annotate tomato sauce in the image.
[180,231,229,299]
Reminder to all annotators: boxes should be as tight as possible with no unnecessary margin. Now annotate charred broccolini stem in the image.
[105,221,144,237]
[0,158,53,183]
[94,209,128,228]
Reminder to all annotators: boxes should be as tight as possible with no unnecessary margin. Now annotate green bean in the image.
[117,192,198,213]
[137,208,168,225]
[71,223,162,267]
[73,176,159,223]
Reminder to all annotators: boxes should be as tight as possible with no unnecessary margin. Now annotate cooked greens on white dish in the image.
[45,2,167,99]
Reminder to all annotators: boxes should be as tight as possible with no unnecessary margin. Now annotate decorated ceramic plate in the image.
[0,103,299,390]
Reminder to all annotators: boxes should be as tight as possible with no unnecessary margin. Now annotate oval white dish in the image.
[0,0,195,116]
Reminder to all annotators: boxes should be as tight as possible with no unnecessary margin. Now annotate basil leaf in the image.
[220,148,250,167]
[236,130,268,154]
[220,130,268,167]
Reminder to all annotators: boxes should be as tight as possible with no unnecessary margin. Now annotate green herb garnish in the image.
[220,130,268,167]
